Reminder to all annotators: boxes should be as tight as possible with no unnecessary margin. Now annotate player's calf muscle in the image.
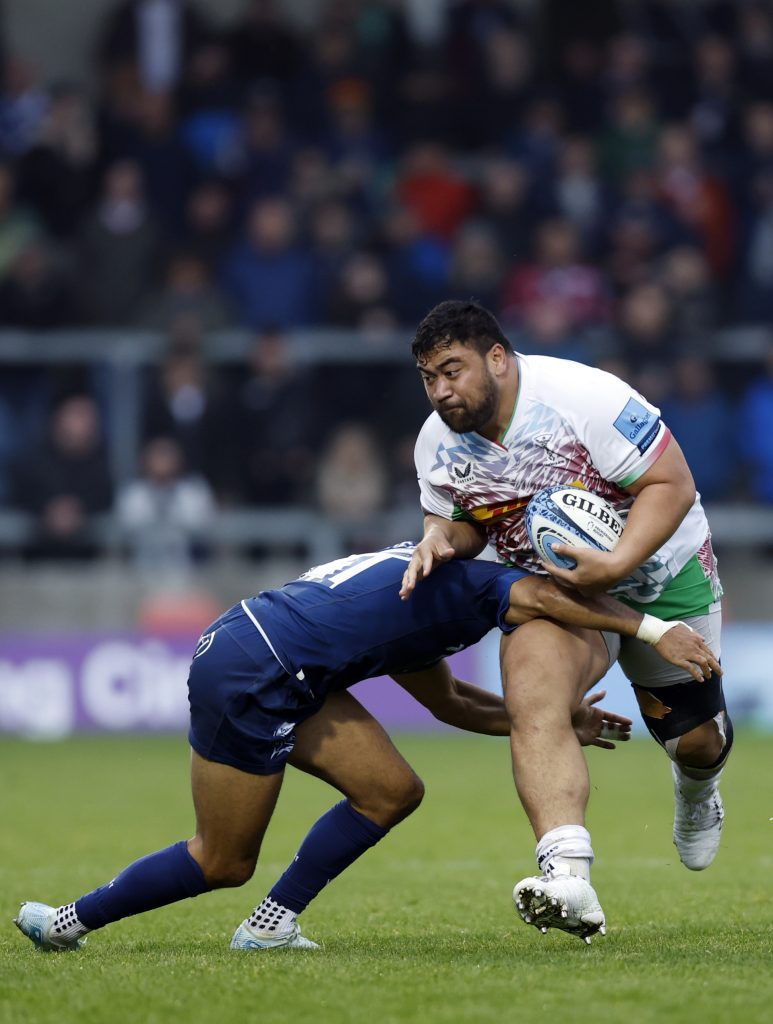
[187,837,257,888]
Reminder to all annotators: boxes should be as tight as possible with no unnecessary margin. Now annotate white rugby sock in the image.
[536,825,594,881]
[247,896,297,935]
[674,763,722,801]
[52,903,90,942]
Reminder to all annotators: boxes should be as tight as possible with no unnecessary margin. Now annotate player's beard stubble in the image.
[434,369,499,434]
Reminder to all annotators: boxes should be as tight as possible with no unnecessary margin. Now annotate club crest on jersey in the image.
[533,432,568,467]
[193,630,216,659]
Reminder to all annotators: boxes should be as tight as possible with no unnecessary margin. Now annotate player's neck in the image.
[478,360,520,444]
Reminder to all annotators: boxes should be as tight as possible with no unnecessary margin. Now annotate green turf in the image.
[1,732,771,1024]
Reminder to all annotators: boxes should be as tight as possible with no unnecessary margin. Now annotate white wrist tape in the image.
[636,614,689,645]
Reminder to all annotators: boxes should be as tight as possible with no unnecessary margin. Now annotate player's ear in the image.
[487,343,509,375]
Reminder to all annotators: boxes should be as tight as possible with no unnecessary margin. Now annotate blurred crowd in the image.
[1,0,773,564]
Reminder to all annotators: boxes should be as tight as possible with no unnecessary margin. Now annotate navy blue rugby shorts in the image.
[187,603,322,775]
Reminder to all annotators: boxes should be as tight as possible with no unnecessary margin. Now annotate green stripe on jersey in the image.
[620,554,721,619]
[452,504,473,521]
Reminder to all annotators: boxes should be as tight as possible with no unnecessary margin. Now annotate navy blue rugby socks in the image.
[74,840,210,930]
[268,800,388,914]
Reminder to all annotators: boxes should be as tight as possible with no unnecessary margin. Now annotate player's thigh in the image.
[500,619,613,715]
[289,690,424,825]
[190,749,284,865]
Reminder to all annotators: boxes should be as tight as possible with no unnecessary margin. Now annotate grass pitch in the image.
[1,731,771,1024]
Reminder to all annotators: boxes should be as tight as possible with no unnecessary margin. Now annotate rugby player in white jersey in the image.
[401,300,731,942]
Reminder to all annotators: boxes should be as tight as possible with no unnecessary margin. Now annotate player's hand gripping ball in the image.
[525,485,625,570]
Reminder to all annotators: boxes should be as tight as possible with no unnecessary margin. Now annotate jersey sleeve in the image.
[573,368,671,488]
[414,421,456,519]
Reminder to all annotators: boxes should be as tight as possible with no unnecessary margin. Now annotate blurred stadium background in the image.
[1,0,772,738]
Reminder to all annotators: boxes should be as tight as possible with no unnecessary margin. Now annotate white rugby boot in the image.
[513,875,606,945]
[672,762,724,870]
[14,902,86,951]
[230,919,319,950]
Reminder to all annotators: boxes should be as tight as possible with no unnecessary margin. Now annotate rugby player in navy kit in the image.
[15,543,718,952]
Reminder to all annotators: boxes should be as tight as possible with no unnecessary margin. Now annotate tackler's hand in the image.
[572,689,633,750]
[399,532,455,600]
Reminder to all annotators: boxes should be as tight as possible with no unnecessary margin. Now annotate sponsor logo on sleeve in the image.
[613,398,661,454]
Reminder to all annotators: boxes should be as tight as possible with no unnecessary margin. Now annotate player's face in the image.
[417,342,499,434]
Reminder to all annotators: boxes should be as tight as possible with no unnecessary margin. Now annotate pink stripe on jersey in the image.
[617,428,672,488]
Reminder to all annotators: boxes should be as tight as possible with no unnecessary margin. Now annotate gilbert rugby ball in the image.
[525,485,625,570]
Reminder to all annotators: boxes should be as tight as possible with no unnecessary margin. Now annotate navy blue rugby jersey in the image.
[241,543,529,694]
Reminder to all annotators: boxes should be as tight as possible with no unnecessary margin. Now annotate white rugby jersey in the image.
[415,354,721,608]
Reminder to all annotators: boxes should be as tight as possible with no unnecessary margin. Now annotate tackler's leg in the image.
[230,690,424,950]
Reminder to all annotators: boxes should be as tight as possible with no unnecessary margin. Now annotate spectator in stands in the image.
[321,78,391,194]
[11,393,113,559]
[0,240,75,328]
[737,343,773,503]
[221,195,315,329]
[226,0,305,96]
[738,2,773,101]
[503,95,564,179]
[0,55,48,158]
[142,335,231,496]
[598,88,660,184]
[501,217,611,329]
[378,201,449,325]
[660,355,735,503]
[16,84,98,239]
[689,34,740,157]
[307,198,359,313]
[445,221,506,314]
[600,33,653,107]
[395,142,476,242]
[325,249,396,329]
[475,156,535,261]
[0,162,42,278]
[137,252,231,332]
[554,38,606,135]
[659,245,718,341]
[106,88,192,230]
[655,122,734,278]
[178,36,242,178]
[512,298,597,366]
[547,135,610,256]
[314,421,389,548]
[452,26,534,148]
[97,0,206,93]
[181,179,234,272]
[76,160,161,324]
[605,167,686,293]
[116,435,215,573]
[616,281,677,372]
[230,328,317,506]
[234,89,298,203]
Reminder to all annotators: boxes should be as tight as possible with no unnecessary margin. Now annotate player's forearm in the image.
[507,577,643,637]
[422,514,487,559]
[607,439,696,581]
[437,678,509,735]
[607,480,695,580]
[392,665,508,735]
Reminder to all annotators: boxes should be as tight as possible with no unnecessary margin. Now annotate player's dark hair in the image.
[411,300,514,360]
